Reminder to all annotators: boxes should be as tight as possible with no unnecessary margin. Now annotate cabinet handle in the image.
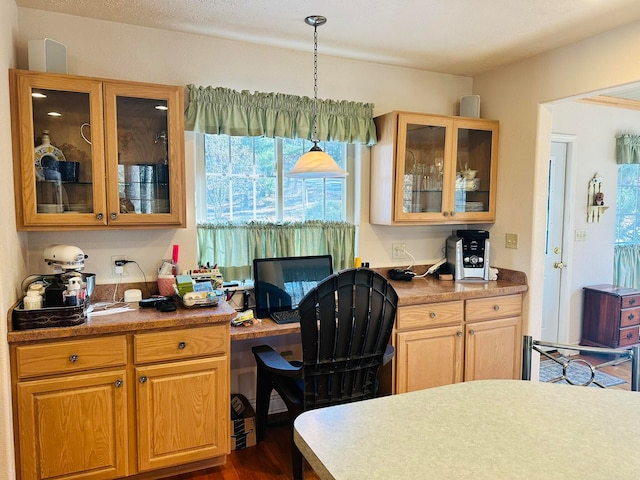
[456,331,463,337]
[114,379,123,388]
[443,211,449,217]
[469,329,475,335]
[139,376,148,384]
[110,212,118,220]
[629,313,635,321]
[627,332,634,340]
[494,305,500,311]
[429,312,436,319]
[450,211,455,217]
[69,354,79,363]
[96,213,104,220]
[178,341,186,349]
[630,298,637,305]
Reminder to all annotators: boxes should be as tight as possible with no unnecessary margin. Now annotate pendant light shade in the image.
[287,15,348,178]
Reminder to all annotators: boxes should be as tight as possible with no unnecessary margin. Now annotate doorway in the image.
[541,135,576,343]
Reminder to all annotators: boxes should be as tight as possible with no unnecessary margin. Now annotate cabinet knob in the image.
[96,213,104,220]
[469,329,475,336]
[450,211,455,217]
[69,354,79,363]
[114,379,123,388]
[494,305,500,311]
[178,341,186,349]
[456,331,463,337]
[110,212,118,220]
[629,313,635,321]
[627,332,634,340]
[443,211,449,217]
[139,376,148,384]
[429,312,436,319]
[630,298,637,305]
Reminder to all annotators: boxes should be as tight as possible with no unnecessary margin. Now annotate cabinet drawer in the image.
[397,301,463,331]
[134,324,228,364]
[466,294,522,322]
[621,295,640,309]
[620,307,640,328]
[619,326,639,347]
[16,336,127,379]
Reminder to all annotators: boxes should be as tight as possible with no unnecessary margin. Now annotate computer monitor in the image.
[253,255,333,319]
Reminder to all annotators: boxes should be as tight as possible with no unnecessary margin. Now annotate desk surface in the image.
[294,379,640,480]
[230,316,299,341]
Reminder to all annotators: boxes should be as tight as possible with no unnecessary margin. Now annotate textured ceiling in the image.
[15,0,640,76]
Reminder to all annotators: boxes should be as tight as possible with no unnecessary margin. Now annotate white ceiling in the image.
[15,0,640,76]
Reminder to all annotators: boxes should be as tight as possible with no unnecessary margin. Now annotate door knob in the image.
[553,261,565,269]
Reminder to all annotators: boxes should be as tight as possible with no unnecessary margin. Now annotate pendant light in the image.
[287,15,348,178]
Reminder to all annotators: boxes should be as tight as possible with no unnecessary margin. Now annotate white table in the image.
[294,379,640,479]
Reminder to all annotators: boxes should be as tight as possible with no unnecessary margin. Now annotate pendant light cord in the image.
[312,23,319,144]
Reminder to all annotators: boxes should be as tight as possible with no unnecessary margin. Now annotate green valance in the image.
[184,85,377,145]
[616,134,640,164]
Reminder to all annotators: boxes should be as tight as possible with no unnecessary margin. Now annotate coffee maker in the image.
[446,230,490,281]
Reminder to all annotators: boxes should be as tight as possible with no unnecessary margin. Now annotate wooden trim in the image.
[578,95,640,111]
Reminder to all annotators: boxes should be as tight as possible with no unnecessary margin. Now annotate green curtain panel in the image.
[614,244,640,288]
[197,221,356,281]
[616,135,640,164]
[184,85,377,145]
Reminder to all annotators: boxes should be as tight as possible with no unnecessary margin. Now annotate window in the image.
[616,163,640,244]
[201,134,353,223]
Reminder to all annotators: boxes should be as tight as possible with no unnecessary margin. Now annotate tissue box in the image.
[230,394,256,450]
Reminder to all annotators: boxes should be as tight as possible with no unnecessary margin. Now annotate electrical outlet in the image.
[575,229,587,242]
[505,233,519,249]
[111,255,127,277]
[392,243,406,259]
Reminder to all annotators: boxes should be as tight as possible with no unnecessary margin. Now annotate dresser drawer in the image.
[134,324,228,364]
[620,307,640,327]
[619,326,639,347]
[621,294,640,309]
[465,294,522,322]
[397,301,463,331]
[16,336,127,379]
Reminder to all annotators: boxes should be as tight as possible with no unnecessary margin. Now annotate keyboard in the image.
[270,309,301,324]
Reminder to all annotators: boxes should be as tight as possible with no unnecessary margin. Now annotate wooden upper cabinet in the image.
[9,69,185,230]
[370,111,499,225]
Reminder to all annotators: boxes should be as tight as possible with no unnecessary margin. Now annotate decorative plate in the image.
[34,143,66,173]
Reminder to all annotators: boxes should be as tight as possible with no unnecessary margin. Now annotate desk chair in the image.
[522,335,640,390]
[252,268,398,480]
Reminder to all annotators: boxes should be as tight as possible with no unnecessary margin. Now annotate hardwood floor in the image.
[167,421,320,480]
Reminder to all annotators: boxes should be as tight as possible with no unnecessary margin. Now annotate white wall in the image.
[551,101,640,343]
[16,8,473,284]
[1,2,22,478]
[473,20,640,339]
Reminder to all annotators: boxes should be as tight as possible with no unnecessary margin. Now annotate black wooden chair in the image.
[252,268,398,480]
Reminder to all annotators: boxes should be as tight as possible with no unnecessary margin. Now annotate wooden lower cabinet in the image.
[136,357,228,471]
[394,294,522,394]
[17,370,128,480]
[10,324,230,480]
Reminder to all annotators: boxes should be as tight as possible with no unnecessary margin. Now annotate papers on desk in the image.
[88,302,136,317]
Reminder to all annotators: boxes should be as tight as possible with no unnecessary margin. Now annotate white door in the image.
[541,141,570,342]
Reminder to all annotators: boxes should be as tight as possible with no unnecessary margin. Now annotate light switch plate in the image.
[505,233,519,249]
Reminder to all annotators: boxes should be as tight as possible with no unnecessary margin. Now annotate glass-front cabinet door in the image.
[391,112,498,224]
[10,69,185,230]
[13,72,107,228]
[103,83,184,227]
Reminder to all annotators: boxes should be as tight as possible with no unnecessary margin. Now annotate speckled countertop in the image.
[7,267,526,344]
[7,300,236,343]
[381,266,527,306]
[294,379,640,480]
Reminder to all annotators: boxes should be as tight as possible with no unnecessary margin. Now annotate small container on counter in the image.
[23,290,43,310]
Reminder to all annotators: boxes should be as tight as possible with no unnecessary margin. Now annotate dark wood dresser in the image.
[582,284,640,348]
